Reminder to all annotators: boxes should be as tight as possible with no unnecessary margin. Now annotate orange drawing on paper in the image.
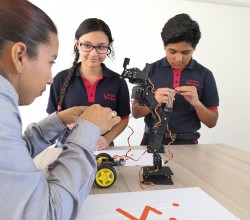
[116,205,162,220]
[116,202,180,220]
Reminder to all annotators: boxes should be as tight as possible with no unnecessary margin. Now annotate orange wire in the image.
[139,167,155,189]
[147,78,155,93]
[110,114,147,162]
[125,114,133,157]
[165,124,174,163]
[125,149,148,161]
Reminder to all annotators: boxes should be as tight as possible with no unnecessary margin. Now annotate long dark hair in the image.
[57,18,114,111]
[0,0,57,59]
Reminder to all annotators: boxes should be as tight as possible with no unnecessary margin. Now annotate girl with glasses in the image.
[47,18,130,150]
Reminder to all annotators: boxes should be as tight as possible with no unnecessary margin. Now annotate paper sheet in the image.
[78,187,239,220]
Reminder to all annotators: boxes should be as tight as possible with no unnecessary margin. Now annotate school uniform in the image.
[141,57,219,145]
[47,62,131,146]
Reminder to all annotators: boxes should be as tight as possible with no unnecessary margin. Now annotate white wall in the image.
[22,0,250,152]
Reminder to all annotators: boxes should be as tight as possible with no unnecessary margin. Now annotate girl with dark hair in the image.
[0,1,120,219]
[47,18,130,150]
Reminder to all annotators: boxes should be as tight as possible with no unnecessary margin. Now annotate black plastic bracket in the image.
[142,166,174,185]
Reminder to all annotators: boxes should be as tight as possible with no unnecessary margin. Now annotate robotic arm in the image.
[120,58,173,185]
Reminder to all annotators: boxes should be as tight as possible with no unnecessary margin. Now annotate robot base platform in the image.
[142,166,174,185]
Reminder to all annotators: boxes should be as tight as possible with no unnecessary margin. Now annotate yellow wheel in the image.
[96,153,112,166]
[95,164,116,188]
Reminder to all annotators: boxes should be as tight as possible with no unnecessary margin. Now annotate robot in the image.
[120,58,173,185]
[95,58,173,188]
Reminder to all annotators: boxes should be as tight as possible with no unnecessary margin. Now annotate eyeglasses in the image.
[78,42,110,54]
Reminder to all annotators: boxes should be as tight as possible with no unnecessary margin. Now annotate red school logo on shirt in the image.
[185,80,200,87]
[104,93,116,101]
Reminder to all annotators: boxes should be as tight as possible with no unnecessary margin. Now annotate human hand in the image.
[79,104,121,135]
[175,86,200,106]
[155,88,176,103]
[57,106,87,126]
[96,136,109,150]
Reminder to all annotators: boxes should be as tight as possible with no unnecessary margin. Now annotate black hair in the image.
[57,18,114,110]
[75,18,114,58]
[161,13,201,48]
[0,0,57,59]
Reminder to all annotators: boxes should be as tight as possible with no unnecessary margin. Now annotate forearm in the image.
[47,120,99,219]
[104,118,128,144]
[132,103,150,119]
[194,101,218,128]
[3,120,99,220]
[24,112,67,158]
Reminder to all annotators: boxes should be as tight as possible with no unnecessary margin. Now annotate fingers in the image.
[175,86,197,97]
[73,106,88,116]
[78,104,121,134]
[110,115,121,128]
[157,88,176,94]
[96,144,108,151]
[57,106,88,125]
[103,107,120,129]
[155,88,176,103]
[175,86,196,93]
[103,107,118,118]
[110,111,117,118]
[104,107,112,113]
[96,136,109,150]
